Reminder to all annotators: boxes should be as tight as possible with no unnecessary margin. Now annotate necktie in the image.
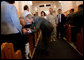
[58,15,60,23]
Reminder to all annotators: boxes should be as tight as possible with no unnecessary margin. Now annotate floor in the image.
[33,38,83,59]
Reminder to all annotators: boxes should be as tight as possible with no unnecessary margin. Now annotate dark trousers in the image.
[1,33,28,59]
[39,28,52,51]
[57,23,65,39]
[71,27,81,42]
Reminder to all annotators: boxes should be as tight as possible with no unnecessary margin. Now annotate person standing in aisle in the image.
[46,8,58,42]
[41,11,47,19]
[57,9,66,40]
[23,14,54,54]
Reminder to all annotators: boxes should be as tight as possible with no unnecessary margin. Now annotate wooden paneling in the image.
[77,28,83,53]
[17,12,22,18]
[64,6,78,16]
[66,25,71,43]
[15,50,22,59]
[1,42,22,59]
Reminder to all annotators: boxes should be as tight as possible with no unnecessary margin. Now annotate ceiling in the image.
[32,1,59,5]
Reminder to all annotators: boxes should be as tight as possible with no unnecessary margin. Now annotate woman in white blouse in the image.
[41,11,47,19]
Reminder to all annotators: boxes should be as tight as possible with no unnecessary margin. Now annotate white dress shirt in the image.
[20,10,32,25]
[58,14,61,23]
[20,10,32,19]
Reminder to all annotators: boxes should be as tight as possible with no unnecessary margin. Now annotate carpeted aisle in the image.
[33,38,83,59]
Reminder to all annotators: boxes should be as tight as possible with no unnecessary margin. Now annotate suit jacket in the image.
[66,12,75,24]
[57,14,66,25]
[71,10,83,27]
[31,17,54,33]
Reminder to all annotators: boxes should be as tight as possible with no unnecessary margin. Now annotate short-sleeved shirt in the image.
[1,1,22,34]
[20,10,32,25]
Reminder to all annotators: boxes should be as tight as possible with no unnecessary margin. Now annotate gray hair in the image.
[26,14,33,20]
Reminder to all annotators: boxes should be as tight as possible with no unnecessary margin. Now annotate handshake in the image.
[22,28,32,35]
[27,29,32,33]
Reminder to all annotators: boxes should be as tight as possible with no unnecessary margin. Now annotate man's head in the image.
[25,14,33,24]
[24,5,29,11]
[49,8,53,14]
[58,9,62,14]
[78,4,83,11]
[70,9,74,13]
[6,1,15,4]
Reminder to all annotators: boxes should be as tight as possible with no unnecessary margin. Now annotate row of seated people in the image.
[64,4,83,54]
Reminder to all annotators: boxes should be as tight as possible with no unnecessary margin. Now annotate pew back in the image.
[77,28,83,53]
[1,42,22,59]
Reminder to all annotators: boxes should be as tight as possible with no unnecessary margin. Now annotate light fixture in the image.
[44,4,46,7]
[28,1,32,5]
[54,5,56,8]
[35,7,37,11]
[59,1,61,3]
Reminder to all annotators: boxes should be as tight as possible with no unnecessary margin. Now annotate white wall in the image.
[76,1,83,6]
[14,1,32,13]
[31,2,59,16]
[60,1,83,13]
[60,1,73,13]
[14,1,83,15]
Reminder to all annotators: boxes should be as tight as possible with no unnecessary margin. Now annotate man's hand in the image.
[19,18,26,28]
[22,28,32,35]
[22,28,28,35]
[27,29,32,33]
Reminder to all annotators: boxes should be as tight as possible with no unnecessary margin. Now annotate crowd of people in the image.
[1,1,83,59]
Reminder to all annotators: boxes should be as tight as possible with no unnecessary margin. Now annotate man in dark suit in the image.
[66,9,75,24]
[57,9,66,40]
[23,14,54,54]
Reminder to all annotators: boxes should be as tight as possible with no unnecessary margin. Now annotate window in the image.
[27,1,32,5]
[46,4,51,7]
[39,5,44,7]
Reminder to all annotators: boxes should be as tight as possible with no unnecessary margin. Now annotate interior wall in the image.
[14,1,83,17]
[60,1,83,13]
[31,2,61,16]
[14,1,32,13]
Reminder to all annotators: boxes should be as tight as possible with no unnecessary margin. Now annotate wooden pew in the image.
[18,12,22,18]
[77,28,83,53]
[15,50,22,59]
[1,42,8,59]
[22,25,41,59]
[64,6,78,16]
[33,27,38,46]
[66,25,71,43]
[28,29,42,59]
[28,34,34,58]
[1,29,42,59]
[1,42,22,59]
[1,42,15,59]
